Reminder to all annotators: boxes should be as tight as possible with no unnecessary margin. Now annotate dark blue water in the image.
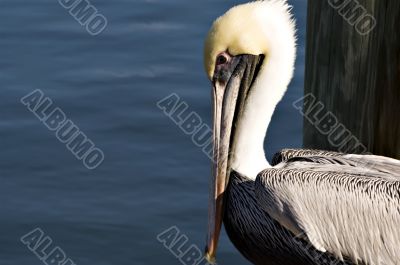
[0,1,307,264]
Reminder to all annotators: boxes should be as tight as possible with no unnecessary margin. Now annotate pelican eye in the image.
[216,54,229,66]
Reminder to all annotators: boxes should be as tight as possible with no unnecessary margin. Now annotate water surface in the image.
[0,1,307,264]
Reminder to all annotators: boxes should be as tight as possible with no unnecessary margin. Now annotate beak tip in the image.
[205,251,217,265]
[205,244,217,265]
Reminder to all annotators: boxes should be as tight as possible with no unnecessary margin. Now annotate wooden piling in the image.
[304,0,400,159]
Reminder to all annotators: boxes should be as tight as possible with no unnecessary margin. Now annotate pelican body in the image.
[203,1,400,265]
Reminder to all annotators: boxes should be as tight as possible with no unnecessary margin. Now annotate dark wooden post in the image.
[304,0,400,159]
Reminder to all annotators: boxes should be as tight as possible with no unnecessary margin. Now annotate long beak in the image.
[205,54,264,264]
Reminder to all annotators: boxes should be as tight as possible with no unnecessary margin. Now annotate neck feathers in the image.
[230,1,297,180]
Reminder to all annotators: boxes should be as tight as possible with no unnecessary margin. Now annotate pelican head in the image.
[204,1,296,263]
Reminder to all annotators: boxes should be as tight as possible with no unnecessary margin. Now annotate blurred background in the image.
[0,0,306,264]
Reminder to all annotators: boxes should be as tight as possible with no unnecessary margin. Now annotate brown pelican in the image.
[203,1,400,265]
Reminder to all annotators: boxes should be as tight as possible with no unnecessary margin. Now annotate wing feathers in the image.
[272,149,400,179]
[271,149,343,166]
[255,166,400,264]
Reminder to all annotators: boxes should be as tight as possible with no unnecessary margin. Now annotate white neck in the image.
[230,3,296,180]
